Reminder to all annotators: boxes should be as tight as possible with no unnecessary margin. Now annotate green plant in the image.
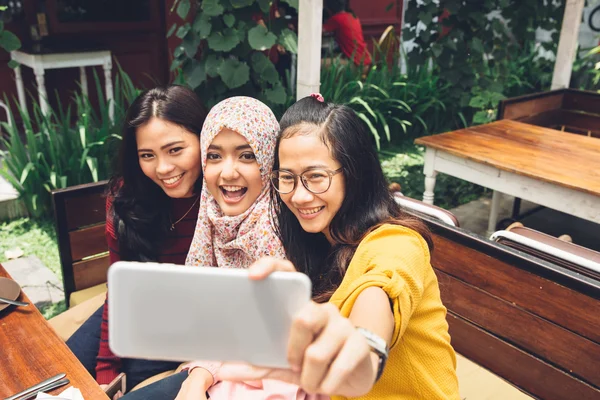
[0,67,140,218]
[0,6,21,67]
[319,54,456,148]
[404,0,563,125]
[167,0,298,110]
[379,144,486,209]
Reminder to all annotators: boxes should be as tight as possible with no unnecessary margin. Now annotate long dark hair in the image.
[273,97,433,302]
[108,85,207,261]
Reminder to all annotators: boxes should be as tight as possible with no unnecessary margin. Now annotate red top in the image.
[95,195,200,384]
[323,12,372,66]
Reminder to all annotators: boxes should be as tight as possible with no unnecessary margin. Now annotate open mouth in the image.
[162,173,184,186]
[298,206,325,219]
[220,185,248,203]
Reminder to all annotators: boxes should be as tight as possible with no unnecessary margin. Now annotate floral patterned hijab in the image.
[185,97,285,268]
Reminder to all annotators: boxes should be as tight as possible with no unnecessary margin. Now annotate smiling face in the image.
[136,117,201,198]
[204,128,263,216]
[277,131,345,243]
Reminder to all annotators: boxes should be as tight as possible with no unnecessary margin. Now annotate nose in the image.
[221,158,240,180]
[291,181,314,204]
[156,157,175,176]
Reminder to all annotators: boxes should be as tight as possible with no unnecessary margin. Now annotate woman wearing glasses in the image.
[216,95,460,399]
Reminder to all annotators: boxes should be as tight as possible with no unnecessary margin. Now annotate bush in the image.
[1,68,140,218]
[320,56,457,149]
[379,144,487,210]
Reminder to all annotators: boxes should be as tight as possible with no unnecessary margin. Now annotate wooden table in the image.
[0,264,108,399]
[415,120,600,234]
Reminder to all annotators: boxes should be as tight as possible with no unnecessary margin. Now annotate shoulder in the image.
[355,224,430,264]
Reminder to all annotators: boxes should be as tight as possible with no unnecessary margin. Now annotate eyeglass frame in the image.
[270,167,344,194]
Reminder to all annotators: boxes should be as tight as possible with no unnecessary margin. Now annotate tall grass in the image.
[0,67,140,218]
[320,55,455,149]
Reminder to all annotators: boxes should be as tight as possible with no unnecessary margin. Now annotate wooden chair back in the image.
[497,88,600,138]
[419,215,600,400]
[52,181,109,307]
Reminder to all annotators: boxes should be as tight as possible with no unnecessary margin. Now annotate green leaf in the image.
[230,0,254,8]
[202,0,224,16]
[264,84,287,104]
[20,162,35,185]
[258,0,271,13]
[223,14,235,28]
[182,32,200,58]
[184,60,206,89]
[0,30,22,52]
[174,45,185,58]
[471,38,484,54]
[281,0,298,11]
[218,58,250,89]
[207,28,241,52]
[205,54,223,78]
[8,60,19,69]
[176,0,191,19]
[251,52,279,84]
[278,28,297,54]
[385,2,394,12]
[193,13,212,39]
[167,23,177,38]
[176,23,191,39]
[248,25,277,51]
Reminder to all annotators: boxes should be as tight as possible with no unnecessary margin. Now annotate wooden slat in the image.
[562,90,600,115]
[431,234,600,344]
[437,270,600,388]
[73,254,110,291]
[447,313,600,400]
[69,223,107,261]
[64,192,106,230]
[500,92,564,120]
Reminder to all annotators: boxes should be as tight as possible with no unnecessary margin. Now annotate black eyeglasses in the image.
[270,167,343,194]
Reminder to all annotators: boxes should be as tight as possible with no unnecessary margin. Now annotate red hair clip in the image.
[310,93,324,102]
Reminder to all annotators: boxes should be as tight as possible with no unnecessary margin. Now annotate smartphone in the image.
[108,261,312,369]
[104,373,126,399]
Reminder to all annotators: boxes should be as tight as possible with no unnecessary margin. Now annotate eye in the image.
[240,152,256,161]
[169,147,183,154]
[206,152,221,160]
[139,153,154,160]
[307,172,327,181]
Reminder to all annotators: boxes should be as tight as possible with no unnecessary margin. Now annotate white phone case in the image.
[108,261,312,368]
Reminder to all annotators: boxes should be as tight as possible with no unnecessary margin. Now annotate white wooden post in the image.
[297,0,323,99]
[551,0,585,90]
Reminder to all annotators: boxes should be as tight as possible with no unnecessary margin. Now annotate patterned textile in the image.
[185,96,285,268]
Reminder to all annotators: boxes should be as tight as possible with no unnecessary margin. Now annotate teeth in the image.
[222,185,245,192]
[163,174,183,185]
[299,207,323,215]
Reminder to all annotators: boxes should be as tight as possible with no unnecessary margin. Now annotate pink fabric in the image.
[185,96,285,269]
[183,361,329,400]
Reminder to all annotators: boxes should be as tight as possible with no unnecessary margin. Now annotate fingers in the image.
[248,257,295,280]
[287,302,334,370]
[299,307,353,393]
[319,329,373,396]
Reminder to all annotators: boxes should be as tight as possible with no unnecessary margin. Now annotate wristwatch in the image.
[356,327,389,382]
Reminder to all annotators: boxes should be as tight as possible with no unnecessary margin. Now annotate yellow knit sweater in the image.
[329,224,459,399]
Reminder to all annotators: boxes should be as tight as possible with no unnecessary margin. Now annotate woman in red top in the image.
[323,0,372,66]
[66,85,207,395]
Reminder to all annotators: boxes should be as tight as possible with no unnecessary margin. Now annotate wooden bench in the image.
[498,88,600,138]
[417,214,600,400]
[52,181,109,307]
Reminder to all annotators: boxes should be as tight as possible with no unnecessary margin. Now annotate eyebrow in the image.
[281,164,330,172]
[137,141,185,153]
[208,144,252,151]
